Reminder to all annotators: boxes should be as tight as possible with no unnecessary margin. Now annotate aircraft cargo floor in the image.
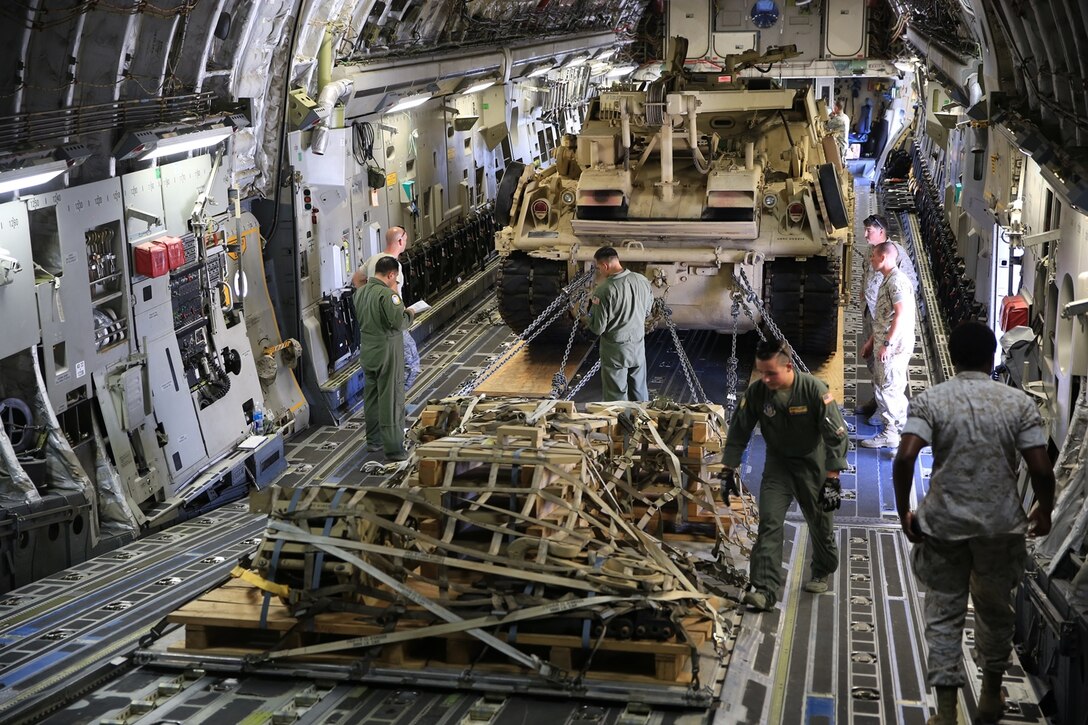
[0,185,1052,724]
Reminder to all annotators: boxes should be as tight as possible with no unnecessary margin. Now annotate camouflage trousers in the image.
[911,534,1028,687]
[873,348,910,436]
[861,310,875,375]
[403,330,421,390]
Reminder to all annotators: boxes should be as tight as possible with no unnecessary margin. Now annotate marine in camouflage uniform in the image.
[857,214,917,415]
[584,247,654,401]
[893,322,1055,725]
[861,242,916,448]
[355,256,416,460]
[827,102,850,164]
[722,339,849,610]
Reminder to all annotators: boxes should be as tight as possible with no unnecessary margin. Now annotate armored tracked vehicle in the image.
[495,43,850,358]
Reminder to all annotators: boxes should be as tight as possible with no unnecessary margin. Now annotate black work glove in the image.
[718,468,741,498]
[818,477,842,512]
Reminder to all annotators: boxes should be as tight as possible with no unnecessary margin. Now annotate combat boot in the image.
[926,685,958,725]
[742,590,773,611]
[977,671,1005,723]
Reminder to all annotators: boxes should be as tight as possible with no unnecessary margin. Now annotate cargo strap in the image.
[231,566,290,599]
[259,521,587,676]
[258,521,714,681]
[260,486,304,626]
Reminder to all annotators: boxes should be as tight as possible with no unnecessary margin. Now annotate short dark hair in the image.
[871,240,897,259]
[948,321,996,370]
[594,246,619,262]
[755,337,791,362]
[374,256,400,276]
[863,214,888,230]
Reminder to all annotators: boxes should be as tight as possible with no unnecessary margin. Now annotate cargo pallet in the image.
[167,579,735,687]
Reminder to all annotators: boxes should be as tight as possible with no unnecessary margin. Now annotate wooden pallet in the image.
[630,493,749,534]
[473,342,593,398]
[584,402,727,460]
[167,579,717,684]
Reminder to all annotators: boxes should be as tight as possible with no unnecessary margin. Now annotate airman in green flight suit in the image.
[583,246,655,401]
[722,337,849,611]
[355,255,415,461]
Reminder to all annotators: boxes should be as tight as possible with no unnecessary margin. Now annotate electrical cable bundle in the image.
[352,120,386,189]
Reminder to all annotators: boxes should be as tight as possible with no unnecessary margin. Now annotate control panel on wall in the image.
[168,241,236,410]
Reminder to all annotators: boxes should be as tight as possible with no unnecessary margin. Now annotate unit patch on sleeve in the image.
[391,294,401,305]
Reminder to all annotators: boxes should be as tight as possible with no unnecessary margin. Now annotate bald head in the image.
[875,241,898,260]
[870,241,898,274]
[385,226,407,254]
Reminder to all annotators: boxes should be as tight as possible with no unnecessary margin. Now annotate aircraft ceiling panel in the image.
[2,0,1085,203]
[121,12,182,100]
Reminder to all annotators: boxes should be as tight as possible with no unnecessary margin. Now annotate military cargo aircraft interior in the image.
[0,1,1086,723]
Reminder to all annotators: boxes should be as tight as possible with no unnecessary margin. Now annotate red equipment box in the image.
[1000,294,1029,331]
[155,235,186,270]
[134,241,168,278]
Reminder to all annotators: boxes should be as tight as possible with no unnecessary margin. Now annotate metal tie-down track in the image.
[716,179,1048,724]
[0,189,1052,720]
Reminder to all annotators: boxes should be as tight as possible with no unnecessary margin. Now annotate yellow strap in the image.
[230,566,290,598]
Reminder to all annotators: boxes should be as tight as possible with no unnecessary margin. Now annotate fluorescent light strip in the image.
[133,127,233,161]
[0,160,69,195]
[459,80,496,95]
[386,94,432,113]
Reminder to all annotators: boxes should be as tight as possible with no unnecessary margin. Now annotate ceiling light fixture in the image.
[458,78,498,95]
[562,54,589,69]
[114,125,234,162]
[0,144,92,195]
[0,159,70,195]
[142,126,233,160]
[526,62,554,78]
[383,92,433,114]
